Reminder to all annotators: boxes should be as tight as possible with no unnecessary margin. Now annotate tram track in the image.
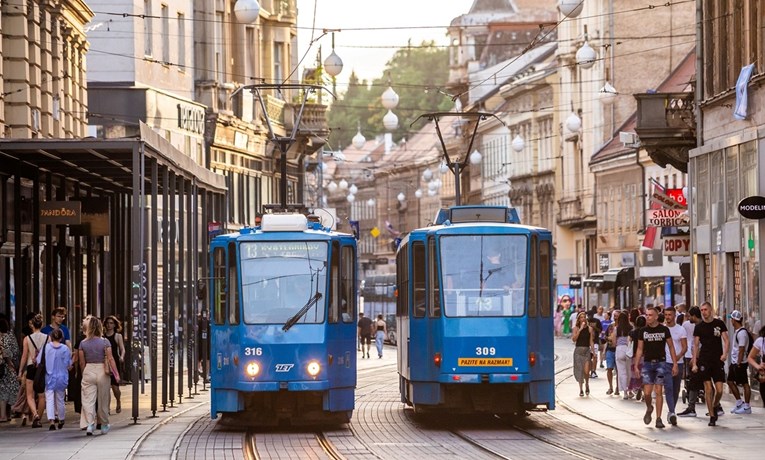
[244,431,346,460]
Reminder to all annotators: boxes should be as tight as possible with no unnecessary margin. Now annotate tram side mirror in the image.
[197,282,206,300]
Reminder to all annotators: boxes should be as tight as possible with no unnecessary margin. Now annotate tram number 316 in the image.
[244,347,263,356]
[475,347,496,356]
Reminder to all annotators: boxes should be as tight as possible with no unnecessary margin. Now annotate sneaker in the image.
[730,403,742,414]
[733,405,752,414]
[86,424,94,436]
[669,413,677,426]
[678,407,696,417]
[716,405,724,416]
[591,371,599,378]
[101,424,110,434]
[644,405,653,425]
[655,418,665,429]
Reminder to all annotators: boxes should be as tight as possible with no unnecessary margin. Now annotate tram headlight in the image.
[246,361,260,377]
[306,361,321,377]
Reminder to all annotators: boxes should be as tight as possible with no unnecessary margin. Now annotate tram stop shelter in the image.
[0,123,227,421]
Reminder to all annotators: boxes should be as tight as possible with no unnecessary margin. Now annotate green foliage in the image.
[327,41,452,149]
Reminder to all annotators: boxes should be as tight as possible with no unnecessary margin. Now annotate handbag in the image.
[33,339,49,394]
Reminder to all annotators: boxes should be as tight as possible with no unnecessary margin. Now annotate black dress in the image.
[105,333,121,385]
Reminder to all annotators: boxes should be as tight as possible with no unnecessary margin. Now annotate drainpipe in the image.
[690,0,704,307]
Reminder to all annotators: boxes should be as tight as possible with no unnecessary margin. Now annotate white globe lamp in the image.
[338,179,348,190]
[367,198,375,206]
[234,0,261,24]
[576,41,597,69]
[352,129,366,149]
[349,184,358,195]
[422,168,433,181]
[397,192,405,202]
[415,189,423,199]
[566,112,582,132]
[439,161,449,174]
[428,189,437,197]
[512,134,525,153]
[346,194,355,203]
[383,110,399,131]
[324,51,343,77]
[381,86,399,110]
[469,150,482,165]
[600,81,618,103]
[326,181,338,193]
[559,0,583,18]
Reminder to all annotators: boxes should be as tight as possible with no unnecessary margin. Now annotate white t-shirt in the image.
[665,323,687,363]
[753,337,765,361]
[731,327,750,364]
[682,320,695,358]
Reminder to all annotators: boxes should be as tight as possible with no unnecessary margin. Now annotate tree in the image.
[327,41,452,149]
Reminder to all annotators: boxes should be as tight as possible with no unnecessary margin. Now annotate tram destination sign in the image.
[738,195,765,219]
[647,209,689,227]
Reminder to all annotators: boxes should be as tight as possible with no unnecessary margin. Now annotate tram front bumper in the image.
[236,380,331,392]
[438,373,530,384]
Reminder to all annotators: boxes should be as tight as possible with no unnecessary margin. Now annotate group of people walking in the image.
[0,309,125,436]
[357,312,387,359]
[570,301,765,428]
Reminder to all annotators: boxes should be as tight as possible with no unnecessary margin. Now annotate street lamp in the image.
[383,110,399,131]
[349,184,358,195]
[323,33,343,77]
[576,26,597,69]
[234,0,260,23]
[422,168,433,181]
[327,181,338,193]
[352,122,366,149]
[600,81,618,103]
[397,192,406,202]
[566,111,582,133]
[415,189,423,199]
[338,178,349,190]
[559,0,583,18]
[512,134,525,153]
[347,194,356,203]
[469,150,482,165]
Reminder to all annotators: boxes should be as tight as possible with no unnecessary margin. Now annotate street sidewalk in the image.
[0,379,211,460]
[554,338,764,460]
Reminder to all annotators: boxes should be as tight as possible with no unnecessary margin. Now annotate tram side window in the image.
[340,245,355,323]
[329,241,340,323]
[396,245,409,317]
[213,247,226,325]
[428,237,441,317]
[539,240,552,317]
[228,243,240,325]
[412,242,426,317]
[528,235,538,318]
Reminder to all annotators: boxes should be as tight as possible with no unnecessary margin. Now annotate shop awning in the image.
[583,273,605,287]
[603,267,635,284]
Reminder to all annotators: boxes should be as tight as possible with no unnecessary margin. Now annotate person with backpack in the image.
[37,329,71,430]
[727,310,752,414]
[16,314,47,428]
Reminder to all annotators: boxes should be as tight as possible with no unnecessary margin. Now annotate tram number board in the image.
[458,358,513,366]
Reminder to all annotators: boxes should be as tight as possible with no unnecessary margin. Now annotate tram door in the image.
[326,242,356,389]
[408,241,431,382]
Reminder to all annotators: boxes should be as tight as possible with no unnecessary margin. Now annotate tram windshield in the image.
[240,241,328,324]
[440,235,527,317]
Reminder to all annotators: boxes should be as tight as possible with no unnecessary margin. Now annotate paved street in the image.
[1,341,762,460]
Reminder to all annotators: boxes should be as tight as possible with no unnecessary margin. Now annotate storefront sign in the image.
[568,276,582,289]
[177,103,205,134]
[598,254,610,272]
[665,188,687,208]
[663,235,690,256]
[647,209,689,227]
[650,190,686,210]
[621,252,636,267]
[40,201,81,225]
[738,195,765,219]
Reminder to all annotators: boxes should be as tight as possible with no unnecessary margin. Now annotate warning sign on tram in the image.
[647,209,689,227]
[458,358,513,366]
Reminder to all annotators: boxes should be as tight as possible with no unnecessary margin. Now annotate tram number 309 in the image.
[475,347,496,356]
[244,347,263,356]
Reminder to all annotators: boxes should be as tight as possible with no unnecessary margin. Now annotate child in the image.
[38,328,71,430]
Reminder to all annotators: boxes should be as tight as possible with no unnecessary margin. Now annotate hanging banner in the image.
[647,209,689,227]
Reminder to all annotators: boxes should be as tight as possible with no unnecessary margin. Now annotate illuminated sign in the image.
[40,201,81,225]
[241,242,326,259]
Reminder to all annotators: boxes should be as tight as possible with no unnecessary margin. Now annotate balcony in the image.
[634,92,696,173]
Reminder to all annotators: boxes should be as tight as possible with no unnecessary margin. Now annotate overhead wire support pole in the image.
[411,111,503,206]
[233,83,336,211]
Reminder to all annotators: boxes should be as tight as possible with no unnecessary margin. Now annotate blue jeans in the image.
[375,331,385,357]
[663,361,683,413]
[641,360,667,385]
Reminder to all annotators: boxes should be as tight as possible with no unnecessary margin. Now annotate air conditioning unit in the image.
[620,131,641,148]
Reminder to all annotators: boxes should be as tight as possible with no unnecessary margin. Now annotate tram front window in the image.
[440,235,527,317]
[240,241,328,324]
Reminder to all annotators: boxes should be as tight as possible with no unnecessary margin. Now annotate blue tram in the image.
[397,205,555,415]
[209,213,357,425]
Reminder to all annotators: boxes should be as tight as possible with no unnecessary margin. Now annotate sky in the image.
[296,0,474,92]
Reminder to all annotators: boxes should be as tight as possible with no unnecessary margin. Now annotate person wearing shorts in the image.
[634,307,678,429]
[691,302,729,427]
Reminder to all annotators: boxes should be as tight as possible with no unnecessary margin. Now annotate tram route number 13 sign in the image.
[647,209,689,227]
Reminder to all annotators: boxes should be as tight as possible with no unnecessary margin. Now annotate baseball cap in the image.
[730,310,743,321]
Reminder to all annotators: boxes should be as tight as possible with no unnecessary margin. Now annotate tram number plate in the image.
[458,358,513,366]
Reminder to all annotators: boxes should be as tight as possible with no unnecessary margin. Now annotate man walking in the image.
[357,312,373,359]
[42,307,72,351]
[727,310,752,414]
[634,307,679,429]
[662,306,687,425]
[691,301,729,426]
[678,306,703,417]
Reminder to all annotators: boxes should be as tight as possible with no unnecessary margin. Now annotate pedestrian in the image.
[38,329,71,430]
[0,317,21,423]
[554,304,563,338]
[662,306,687,426]
[374,314,387,359]
[79,316,115,435]
[103,316,125,414]
[613,311,632,399]
[589,317,601,378]
[357,313,373,359]
[599,310,613,369]
[678,306,702,417]
[572,312,593,396]
[16,313,47,428]
[691,301,729,426]
[604,323,618,395]
[628,315,647,401]
[197,309,210,382]
[746,325,765,406]
[726,310,752,414]
[41,307,72,351]
[633,306,679,429]
[562,297,573,336]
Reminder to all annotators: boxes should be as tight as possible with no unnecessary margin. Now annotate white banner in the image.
[647,209,689,227]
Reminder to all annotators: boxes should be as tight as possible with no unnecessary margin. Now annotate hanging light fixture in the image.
[422,168,433,181]
[326,181,338,193]
[428,180,437,191]
[559,0,583,18]
[349,184,358,195]
[352,122,366,149]
[512,134,525,153]
[323,33,343,77]
[338,179,348,190]
[439,161,449,174]
[414,189,423,199]
[576,26,597,69]
[383,110,399,131]
[397,192,406,202]
[428,189,437,197]
[469,150,482,165]
[566,111,582,132]
[347,194,355,203]
[381,86,399,110]
[234,0,261,24]
[600,81,618,103]
[367,198,375,206]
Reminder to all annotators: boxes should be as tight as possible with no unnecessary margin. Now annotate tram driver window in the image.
[228,242,240,325]
[213,247,226,325]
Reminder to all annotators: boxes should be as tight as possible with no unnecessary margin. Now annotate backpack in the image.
[734,327,754,357]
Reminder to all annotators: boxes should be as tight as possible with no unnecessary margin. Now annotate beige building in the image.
[1,0,93,138]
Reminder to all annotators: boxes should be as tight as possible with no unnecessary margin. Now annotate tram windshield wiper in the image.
[282,292,323,332]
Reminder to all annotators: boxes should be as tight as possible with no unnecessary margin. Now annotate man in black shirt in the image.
[691,301,729,426]
[357,313,373,359]
[634,307,678,429]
